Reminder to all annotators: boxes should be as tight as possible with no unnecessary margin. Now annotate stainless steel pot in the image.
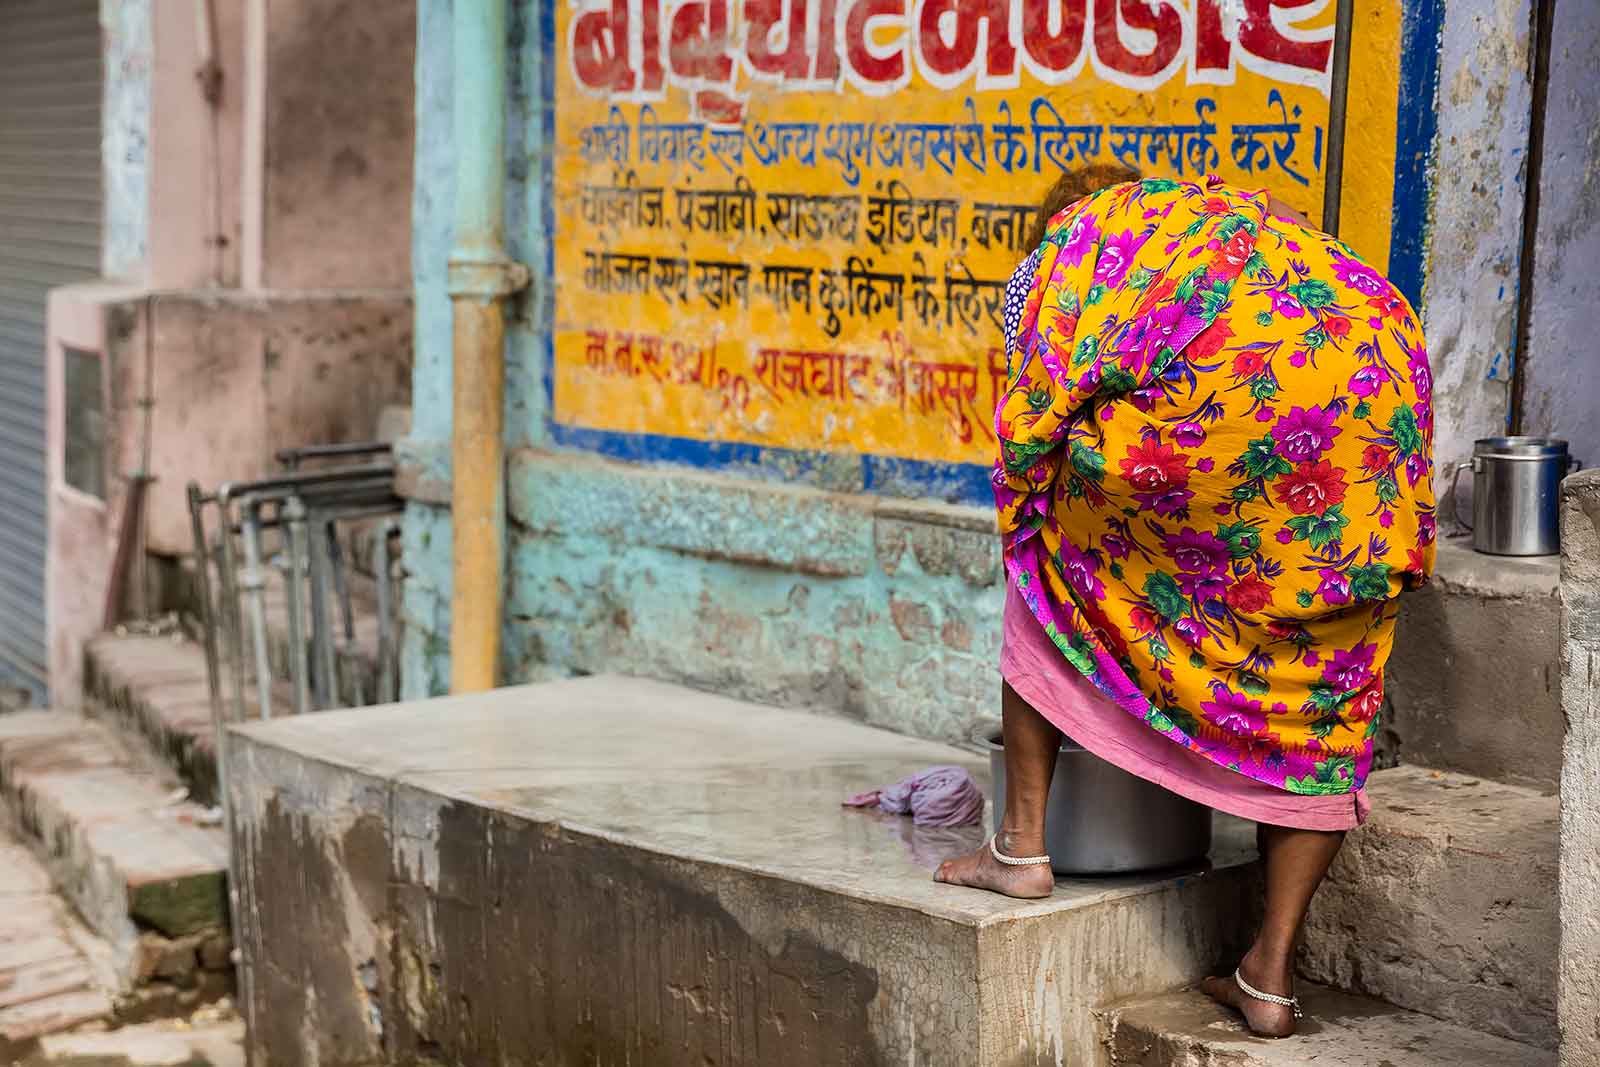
[1451,437,1580,556]
[985,734,1212,875]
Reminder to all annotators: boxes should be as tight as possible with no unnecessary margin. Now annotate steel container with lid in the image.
[985,733,1212,875]
[1452,437,1579,556]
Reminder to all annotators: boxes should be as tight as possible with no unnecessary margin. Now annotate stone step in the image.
[0,712,233,1014]
[1384,539,1562,789]
[1300,764,1559,1050]
[1098,984,1554,1066]
[227,675,1265,1067]
[16,1015,244,1066]
[0,828,116,1059]
[82,634,225,807]
[85,602,385,805]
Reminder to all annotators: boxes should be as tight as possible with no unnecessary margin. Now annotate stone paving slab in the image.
[1299,764,1559,1050]
[0,713,229,974]
[1099,984,1554,1066]
[0,822,114,1056]
[19,1016,244,1067]
[0,992,116,1051]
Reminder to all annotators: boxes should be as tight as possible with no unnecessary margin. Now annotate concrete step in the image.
[83,634,224,808]
[0,827,117,1059]
[1384,539,1562,789]
[1099,984,1554,1066]
[227,675,1266,1067]
[84,604,384,806]
[0,712,233,1016]
[1300,765,1559,1050]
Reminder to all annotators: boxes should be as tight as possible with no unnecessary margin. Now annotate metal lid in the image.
[1473,435,1569,458]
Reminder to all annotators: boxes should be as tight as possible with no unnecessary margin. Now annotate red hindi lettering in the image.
[918,0,1017,81]
[572,0,634,91]
[1091,0,1182,79]
[1239,0,1332,73]
[1192,0,1231,72]
[641,0,664,91]
[844,0,908,85]
[1020,0,1087,73]
[669,0,743,120]
[815,0,841,79]
[747,0,812,79]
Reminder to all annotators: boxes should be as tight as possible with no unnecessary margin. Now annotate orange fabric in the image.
[993,177,1436,795]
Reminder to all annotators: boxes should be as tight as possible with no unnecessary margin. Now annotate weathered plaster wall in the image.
[261,0,416,290]
[146,0,247,289]
[1523,0,1600,467]
[143,292,414,556]
[1559,468,1600,1066]
[101,0,150,280]
[1422,0,1534,475]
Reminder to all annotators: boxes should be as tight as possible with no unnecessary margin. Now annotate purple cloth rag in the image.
[843,765,986,827]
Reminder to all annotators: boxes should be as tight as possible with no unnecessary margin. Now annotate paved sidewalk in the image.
[0,827,114,1053]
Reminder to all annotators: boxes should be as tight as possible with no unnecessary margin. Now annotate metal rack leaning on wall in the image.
[185,444,404,1026]
[185,442,405,734]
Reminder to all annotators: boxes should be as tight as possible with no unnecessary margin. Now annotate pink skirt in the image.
[1000,582,1369,831]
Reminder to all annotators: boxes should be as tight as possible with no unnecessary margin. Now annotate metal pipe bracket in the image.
[448,255,531,300]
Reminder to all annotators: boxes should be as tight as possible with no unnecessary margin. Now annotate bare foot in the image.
[1200,951,1298,1038]
[933,835,1054,899]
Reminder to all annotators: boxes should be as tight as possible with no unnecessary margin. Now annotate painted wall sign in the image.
[550,0,1415,490]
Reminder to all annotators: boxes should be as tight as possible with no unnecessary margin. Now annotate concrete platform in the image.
[1298,765,1559,1049]
[1099,984,1554,1066]
[229,675,1263,1067]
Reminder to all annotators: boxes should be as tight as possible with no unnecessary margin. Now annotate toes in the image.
[1200,975,1245,1013]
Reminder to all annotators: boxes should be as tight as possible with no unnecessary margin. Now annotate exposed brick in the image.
[198,933,234,972]
[133,932,201,985]
[940,617,973,652]
[887,595,935,642]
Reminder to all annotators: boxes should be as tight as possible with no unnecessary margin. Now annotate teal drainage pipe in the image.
[448,0,530,693]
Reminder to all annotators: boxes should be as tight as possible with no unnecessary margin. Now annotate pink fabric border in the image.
[1000,582,1368,831]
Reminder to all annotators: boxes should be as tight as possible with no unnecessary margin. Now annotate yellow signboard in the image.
[553,0,1403,470]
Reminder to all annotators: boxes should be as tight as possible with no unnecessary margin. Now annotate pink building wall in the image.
[45,0,416,703]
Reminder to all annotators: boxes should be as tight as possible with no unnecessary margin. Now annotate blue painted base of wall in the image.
[401,453,1007,744]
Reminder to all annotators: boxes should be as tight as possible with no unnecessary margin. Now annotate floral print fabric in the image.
[994,176,1437,796]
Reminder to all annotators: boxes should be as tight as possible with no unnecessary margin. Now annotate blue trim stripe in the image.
[1388,0,1443,309]
[548,422,997,505]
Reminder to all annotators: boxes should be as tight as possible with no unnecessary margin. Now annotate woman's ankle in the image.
[996,825,1047,856]
[1238,944,1295,993]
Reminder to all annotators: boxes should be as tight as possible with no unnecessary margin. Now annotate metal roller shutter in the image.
[0,0,102,701]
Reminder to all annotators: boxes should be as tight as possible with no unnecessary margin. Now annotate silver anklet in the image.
[989,834,1051,867]
[1234,968,1303,1019]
